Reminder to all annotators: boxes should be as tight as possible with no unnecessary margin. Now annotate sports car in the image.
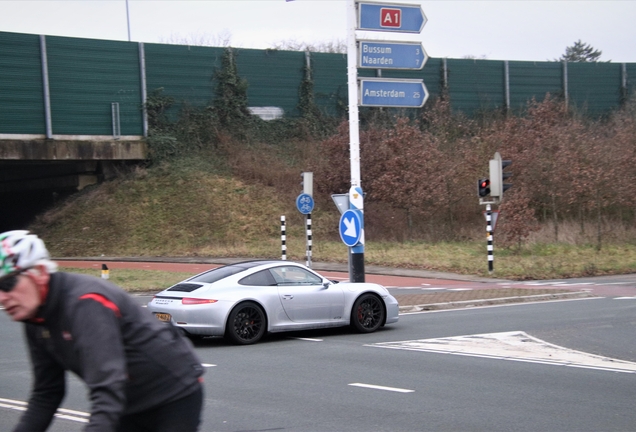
[147,260,399,345]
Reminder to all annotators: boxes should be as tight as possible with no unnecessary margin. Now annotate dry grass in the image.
[62,267,190,292]
[29,151,636,281]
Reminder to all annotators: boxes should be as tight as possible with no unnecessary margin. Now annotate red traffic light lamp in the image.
[478,178,490,197]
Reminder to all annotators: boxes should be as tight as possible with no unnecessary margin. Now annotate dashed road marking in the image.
[0,398,89,423]
[348,383,414,393]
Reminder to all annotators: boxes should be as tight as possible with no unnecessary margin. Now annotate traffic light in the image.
[478,178,490,197]
[489,152,512,198]
[501,159,512,194]
[300,172,313,196]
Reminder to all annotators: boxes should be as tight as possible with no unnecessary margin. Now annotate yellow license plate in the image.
[154,313,172,322]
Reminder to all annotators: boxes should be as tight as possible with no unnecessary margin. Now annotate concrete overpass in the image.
[0,137,146,194]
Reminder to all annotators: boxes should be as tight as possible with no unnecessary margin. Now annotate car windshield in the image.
[189,262,266,284]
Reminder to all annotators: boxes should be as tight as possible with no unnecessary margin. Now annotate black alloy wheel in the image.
[351,293,385,333]
[226,302,266,345]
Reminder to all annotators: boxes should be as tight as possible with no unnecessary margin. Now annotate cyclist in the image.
[0,230,205,432]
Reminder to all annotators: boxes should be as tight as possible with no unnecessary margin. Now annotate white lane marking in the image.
[525,282,595,287]
[0,398,89,423]
[447,288,473,291]
[614,297,636,300]
[349,383,414,393]
[400,296,602,315]
[201,363,217,367]
[390,286,442,290]
[368,331,636,374]
[291,337,323,342]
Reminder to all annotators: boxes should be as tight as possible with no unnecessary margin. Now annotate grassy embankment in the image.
[30,154,636,292]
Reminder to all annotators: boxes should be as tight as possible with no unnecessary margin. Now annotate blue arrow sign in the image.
[339,209,362,247]
[358,2,427,33]
[359,41,427,70]
[296,193,314,214]
[359,78,428,108]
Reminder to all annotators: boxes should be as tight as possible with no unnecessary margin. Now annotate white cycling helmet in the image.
[0,230,56,277]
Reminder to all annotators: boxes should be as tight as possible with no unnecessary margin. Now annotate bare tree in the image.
[160,29,233,47]
[269,39,346,53]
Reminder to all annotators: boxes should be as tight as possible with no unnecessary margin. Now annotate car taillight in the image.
[181,298,218,305]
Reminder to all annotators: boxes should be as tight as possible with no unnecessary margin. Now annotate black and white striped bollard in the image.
[306,214,312,268]
[486,204,493,274]
[281,215,286,261]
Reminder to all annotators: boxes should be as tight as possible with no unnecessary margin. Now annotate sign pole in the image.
[347,0,365,282]
[306,213,312,268]
[486,204,494,274]
[281,215,286,261]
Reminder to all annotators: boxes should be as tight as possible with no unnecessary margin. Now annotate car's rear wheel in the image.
[351,294,385,333]
[225,302,266,345]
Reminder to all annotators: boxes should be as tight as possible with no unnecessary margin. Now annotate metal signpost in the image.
[342,0,428,282]
[346,1,364,282]
[296,192,314,268]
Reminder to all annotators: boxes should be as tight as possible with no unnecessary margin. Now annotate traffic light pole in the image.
[479,152,513,274]
[486,204,494,274]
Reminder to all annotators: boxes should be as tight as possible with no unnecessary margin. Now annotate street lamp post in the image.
[126,0,131,41]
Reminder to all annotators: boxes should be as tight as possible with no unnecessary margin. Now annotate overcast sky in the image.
[0,0,634,62]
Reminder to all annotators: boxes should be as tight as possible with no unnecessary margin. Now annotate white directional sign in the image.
[358,41,427,70]
[359,78,428,108]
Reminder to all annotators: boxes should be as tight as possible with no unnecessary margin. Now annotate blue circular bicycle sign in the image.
[296,193,314,215]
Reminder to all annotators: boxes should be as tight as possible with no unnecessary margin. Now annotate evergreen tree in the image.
[214,48,250,128]
[557,40,603,62]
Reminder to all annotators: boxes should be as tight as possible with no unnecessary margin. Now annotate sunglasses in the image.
[0,273,22,293]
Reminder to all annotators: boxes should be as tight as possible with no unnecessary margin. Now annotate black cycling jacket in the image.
[13,272,204,432]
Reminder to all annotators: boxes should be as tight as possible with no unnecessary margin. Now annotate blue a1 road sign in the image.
[358,2,427,33]
[339,209,362,247]
[359,78,428,108]
[359,41,427,70]
[296,193,314,214]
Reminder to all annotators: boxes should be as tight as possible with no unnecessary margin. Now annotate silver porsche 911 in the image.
[147,260,399,345]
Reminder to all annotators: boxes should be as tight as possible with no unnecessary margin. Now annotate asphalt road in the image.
[55,259,636,311]
[2,295,636,431]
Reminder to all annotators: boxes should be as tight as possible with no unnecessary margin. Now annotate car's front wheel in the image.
[225,302,267,345]
[351,294,385,333]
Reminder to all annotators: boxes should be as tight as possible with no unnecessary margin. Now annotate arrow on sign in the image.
[339,209,362,247]
[343,217,357,237]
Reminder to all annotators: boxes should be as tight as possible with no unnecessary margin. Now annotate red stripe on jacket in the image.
[79,293,122,318]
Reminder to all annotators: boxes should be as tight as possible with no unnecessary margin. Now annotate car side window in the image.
[239,270,277,286]
[268,266,323,286]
